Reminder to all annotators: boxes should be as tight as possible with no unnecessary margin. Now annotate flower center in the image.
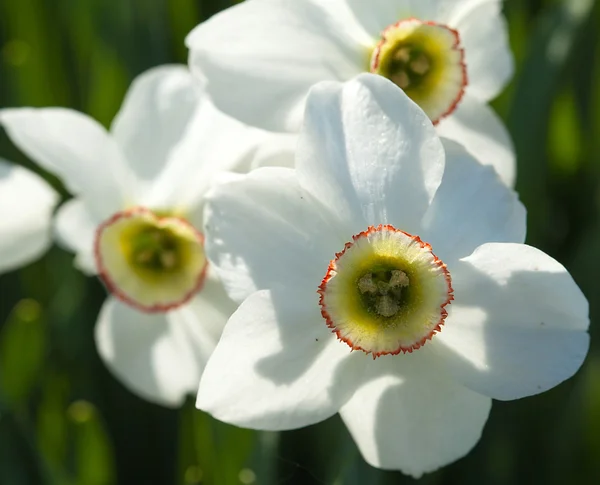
[318,225,453,357]
[94,207,207,312]
[370,19,467,124]
[357,269,410,318]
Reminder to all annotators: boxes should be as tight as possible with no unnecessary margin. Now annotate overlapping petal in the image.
[436,96,516,186]
[0,160,58,273]
[205,167,342,304]
[54,198,99,275]
[110,65,205,184]
[141,97,268,214]
[296,74,445,235]
[197,290,355,430]
[186,0,368,132]
[431,243,589,400]
[0,108,134,219]
[454,0,513,101]
[421,140,525,263]
[95,276,232,407]
[340,353,491,476]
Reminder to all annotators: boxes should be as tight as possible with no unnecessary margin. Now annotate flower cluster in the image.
[0,0,589,477]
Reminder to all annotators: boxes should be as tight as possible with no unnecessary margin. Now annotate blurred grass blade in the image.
[508,0,595,247]
[582,357,600,483]
[167,0,201,62]
[0,299,45,406]
[0,0,70,106]
[37,372,71,483]
[192,409,255,485]
[68,400,116,485]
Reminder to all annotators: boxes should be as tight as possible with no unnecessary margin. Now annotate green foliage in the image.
[0,299,45,406]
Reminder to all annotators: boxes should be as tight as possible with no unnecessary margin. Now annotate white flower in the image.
[0,159,58,273]
[186,0,516,186]
[197,74,589,476]
[0,65,276,407]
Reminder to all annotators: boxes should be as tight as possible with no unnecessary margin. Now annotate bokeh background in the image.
[1,0,599,484]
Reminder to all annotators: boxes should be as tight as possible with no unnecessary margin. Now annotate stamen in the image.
[391,70,411,89]
[160,251,178,270]
[410,54,431,75]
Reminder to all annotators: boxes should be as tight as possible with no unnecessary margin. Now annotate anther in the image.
[410,54,431,75]
[389,270,409,288]
[391,71,411,89]
[358,274,378,294]
[160,251,177,270]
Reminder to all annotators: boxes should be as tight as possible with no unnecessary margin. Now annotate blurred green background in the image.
[0,0,599,484]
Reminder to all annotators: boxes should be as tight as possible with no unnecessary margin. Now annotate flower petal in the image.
[174,268,236,364]
[297,73,445,235]
[54,198,99,275]
[340,353,491,477]
[197,290,354,430]
[95,294,229,408]
[454,0,513,101]
[436,95,515,187]
[140,97,268,214]
[185,0,367,132]
[110,65,203,184]
[249,133,298,170]
[420,139,525,263]
[0,160,58,273]
[0,108,133,219]
[345,0,419,37]
[431,243,590,400]
[205,167,343,304]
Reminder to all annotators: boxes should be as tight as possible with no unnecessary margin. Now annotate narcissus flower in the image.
[0,65,275,407]
[0,159,57,273]
[198,74,589,476]
[187,0,516,185]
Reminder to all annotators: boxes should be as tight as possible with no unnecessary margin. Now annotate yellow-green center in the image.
[95,208,207,312]
[319,225,453,356]
[358,267,411,318]
[377,45,432,90]
[127,226,183,274]
[370,19,467,123]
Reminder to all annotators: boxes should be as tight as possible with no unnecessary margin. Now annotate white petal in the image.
[186,0,368,132]
[0,108,133,219]
[140,93,270,212]
[436,95,515,187]
[453,0,514,101]
[0,160,58,273]
[197,290,354,430]
[431,243,590,400]
[185,266,238,358]
[95,294,229,408]
[248,133,298,170]
[344,0,418,37]
[54,198,100,275]
[343,0,499,41]
[110,65,203,185]
[340,353,491,477]
[297,74,445,235]
[205,167,342,304]
[420,140,525,263]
